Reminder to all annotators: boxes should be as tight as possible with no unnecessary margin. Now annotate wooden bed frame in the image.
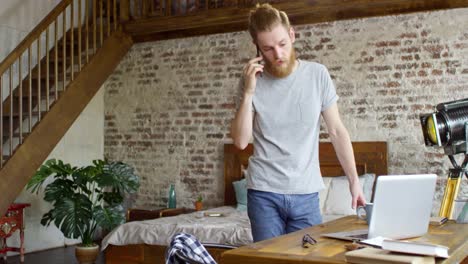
[105,142,387,264]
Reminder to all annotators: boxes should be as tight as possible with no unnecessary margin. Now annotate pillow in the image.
[361,173,375,201]
[323,174,375,216]
[232,178,248,211]
[319,177,333,212]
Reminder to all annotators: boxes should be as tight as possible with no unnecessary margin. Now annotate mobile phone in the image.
[256,45,263,77]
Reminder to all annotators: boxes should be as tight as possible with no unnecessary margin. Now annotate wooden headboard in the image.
[224,141,388,206]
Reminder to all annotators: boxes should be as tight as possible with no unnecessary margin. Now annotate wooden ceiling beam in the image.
[123,0,468,42]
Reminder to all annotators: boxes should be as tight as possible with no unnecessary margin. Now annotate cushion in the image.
[232,178,248,211]
[319,177,333,212]
[323,174,375,216]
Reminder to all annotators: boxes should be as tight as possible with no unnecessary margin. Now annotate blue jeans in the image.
[247,189,322,242]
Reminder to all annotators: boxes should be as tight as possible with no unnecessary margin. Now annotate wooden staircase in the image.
[0,0,133,215]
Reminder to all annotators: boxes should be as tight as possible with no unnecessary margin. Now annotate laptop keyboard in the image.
[348,233,369,239]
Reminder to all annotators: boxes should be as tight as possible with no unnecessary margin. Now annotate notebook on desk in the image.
[322,174,437,241]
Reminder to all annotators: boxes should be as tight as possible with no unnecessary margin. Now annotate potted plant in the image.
[194,194,203,211]
[26,159,140,264]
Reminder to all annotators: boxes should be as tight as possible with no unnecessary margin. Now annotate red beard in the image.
[265,48,296,78]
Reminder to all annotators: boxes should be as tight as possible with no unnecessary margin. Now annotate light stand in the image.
[440,140,467,218]
[420,98,468,219]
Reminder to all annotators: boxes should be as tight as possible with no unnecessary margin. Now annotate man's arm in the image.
[231,95,254,149]
[231,56,263,149]
[322,103,366,209]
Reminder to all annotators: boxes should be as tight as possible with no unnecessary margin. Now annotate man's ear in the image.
[289,27,296,43]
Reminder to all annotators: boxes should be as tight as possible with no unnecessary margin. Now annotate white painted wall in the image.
[0,0,62,62]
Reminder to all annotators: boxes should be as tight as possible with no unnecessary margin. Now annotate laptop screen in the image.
[368,174,437,239]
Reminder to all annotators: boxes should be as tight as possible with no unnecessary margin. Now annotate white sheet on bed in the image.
[101,206,253,250]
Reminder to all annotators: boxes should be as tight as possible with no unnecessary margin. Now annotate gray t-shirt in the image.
[247,60,338,194]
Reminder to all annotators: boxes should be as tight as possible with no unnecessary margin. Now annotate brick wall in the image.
[104,8,468,215]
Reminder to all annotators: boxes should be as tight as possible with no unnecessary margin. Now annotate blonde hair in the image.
[248,3,291,43]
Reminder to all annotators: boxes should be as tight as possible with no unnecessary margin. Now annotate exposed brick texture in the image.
[104,8,468,215]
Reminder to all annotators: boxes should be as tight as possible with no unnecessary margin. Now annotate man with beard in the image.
[230,4,366,242]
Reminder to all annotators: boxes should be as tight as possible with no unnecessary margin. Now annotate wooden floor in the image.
[0,246,105,264]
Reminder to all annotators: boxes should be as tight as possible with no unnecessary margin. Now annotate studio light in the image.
[420,98,468,154]
[420,97,468,218]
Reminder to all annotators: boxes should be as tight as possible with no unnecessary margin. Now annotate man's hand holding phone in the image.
[242,51,264,96]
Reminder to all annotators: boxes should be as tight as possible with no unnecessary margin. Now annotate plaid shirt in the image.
[165,232,217,264]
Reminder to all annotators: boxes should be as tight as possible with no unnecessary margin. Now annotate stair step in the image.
[31,67,80,82]
[64,30,92,42]
[4,89,62,118]
[2,132,30,140]
[0,155,10,163]
[7,101,58,116]
[4,100,47,115]
[48,53,86,67]
[14,89,64,99]
[57,23,115,47]
[45,47,83,61]
[44,59,92,83]
[0,121,38,135]
[54,44,94,59]
[2,111,47,119]
[6,100,58,117]
[9,80,61,101]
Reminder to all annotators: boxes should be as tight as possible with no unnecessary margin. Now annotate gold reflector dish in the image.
[426,115,438,145]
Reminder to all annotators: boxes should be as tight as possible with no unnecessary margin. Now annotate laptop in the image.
[322,174,437,241]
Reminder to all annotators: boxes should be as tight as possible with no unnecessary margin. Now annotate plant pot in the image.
[75,243,99,264]
[194,201,203,211]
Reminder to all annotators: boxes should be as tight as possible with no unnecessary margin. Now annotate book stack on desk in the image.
[345,239,449,264]
[381,239,449,258]
[345,247,435,264]
[429,216,448,226]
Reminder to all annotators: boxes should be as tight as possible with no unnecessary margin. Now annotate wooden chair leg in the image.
[20,228,25,262]
[2,238,6,261]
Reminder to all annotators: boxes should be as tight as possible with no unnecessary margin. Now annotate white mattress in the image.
[101,206,253,250]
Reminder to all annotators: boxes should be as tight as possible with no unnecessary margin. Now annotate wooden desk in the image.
[221,216,468,264]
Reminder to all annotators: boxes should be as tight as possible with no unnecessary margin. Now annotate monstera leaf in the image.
[43,178,75,203]
[47,194,92,239]
[96,162,140,194]
[94,205,125,231]
[27,159,76,194]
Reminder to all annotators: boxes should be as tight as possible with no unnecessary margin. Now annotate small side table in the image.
[0,203,30,262]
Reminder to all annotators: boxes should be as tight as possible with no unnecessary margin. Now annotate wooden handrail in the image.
[0,0,73,75]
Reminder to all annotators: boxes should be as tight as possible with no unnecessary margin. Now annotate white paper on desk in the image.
[360,236,387,247]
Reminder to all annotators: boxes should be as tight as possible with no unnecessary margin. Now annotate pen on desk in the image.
[302,234,317,248]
